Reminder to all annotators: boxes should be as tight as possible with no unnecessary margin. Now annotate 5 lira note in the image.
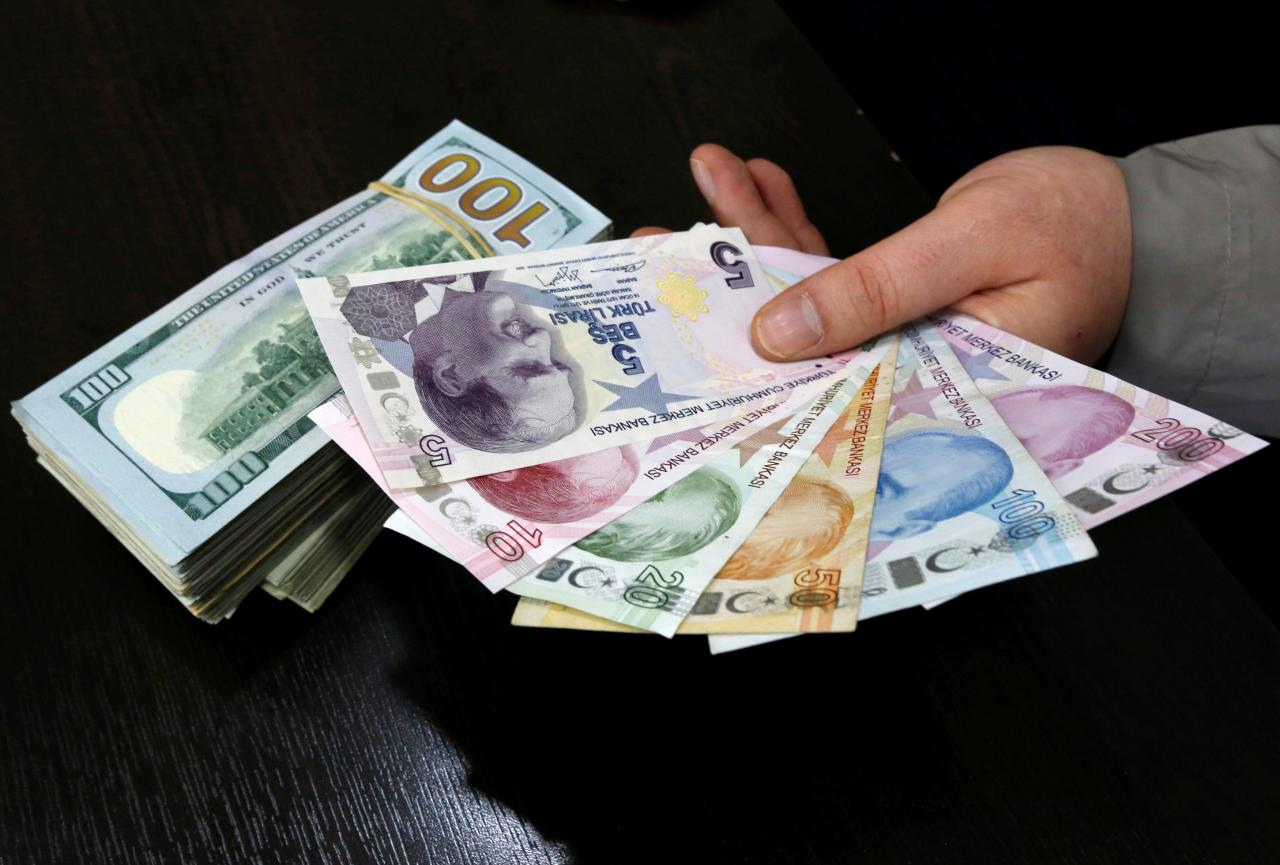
[296,227,876,488]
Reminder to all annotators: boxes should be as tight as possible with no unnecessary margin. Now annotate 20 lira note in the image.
[297,227,878,488]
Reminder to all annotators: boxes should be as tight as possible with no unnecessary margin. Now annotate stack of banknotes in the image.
[14,120,1268,642]
[300,224,1266,652]
[12,121,612,621]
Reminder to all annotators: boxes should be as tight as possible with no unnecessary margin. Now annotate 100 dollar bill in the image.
[297,227,873,488]
[12,120,610,565]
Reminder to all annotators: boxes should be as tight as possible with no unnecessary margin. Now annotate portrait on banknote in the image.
[340,269,584,455]
[870,429,1015,541]
[575,467,743,561]
[717,478,854,580]
[468,446,640,523]
[990,385,1136,480]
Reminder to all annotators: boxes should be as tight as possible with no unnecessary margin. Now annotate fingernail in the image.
[754,291,824,359]
[690,158,715,205]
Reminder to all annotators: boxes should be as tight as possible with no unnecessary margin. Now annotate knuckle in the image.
[838,253,899,333]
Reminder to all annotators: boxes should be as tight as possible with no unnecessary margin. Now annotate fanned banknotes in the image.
[505,368,873,635]
[12,120,610,620]
[297,227,869,488]
[511,340,898,635]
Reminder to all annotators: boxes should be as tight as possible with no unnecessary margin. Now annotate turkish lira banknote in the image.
[297,226,871,488]
[510,341,898,635]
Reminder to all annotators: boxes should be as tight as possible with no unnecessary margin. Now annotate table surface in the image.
[3,3,1278,864]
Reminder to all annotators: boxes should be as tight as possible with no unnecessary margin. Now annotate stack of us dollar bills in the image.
[12,121,612,621]
[297,220,1266,652]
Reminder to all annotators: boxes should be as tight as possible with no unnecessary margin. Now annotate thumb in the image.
[750,201,1007,360]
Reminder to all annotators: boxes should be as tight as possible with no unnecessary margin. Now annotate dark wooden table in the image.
[3,3,1278,864]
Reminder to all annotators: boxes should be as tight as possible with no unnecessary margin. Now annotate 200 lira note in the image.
[915,311,1269,610]
[11,120,610,568]
[505,368,872,636]
[297,227,874,488]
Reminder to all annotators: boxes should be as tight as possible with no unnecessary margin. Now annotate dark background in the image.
[2,2,1276,864]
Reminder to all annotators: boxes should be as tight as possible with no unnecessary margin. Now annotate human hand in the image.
[634,143,1132,364]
